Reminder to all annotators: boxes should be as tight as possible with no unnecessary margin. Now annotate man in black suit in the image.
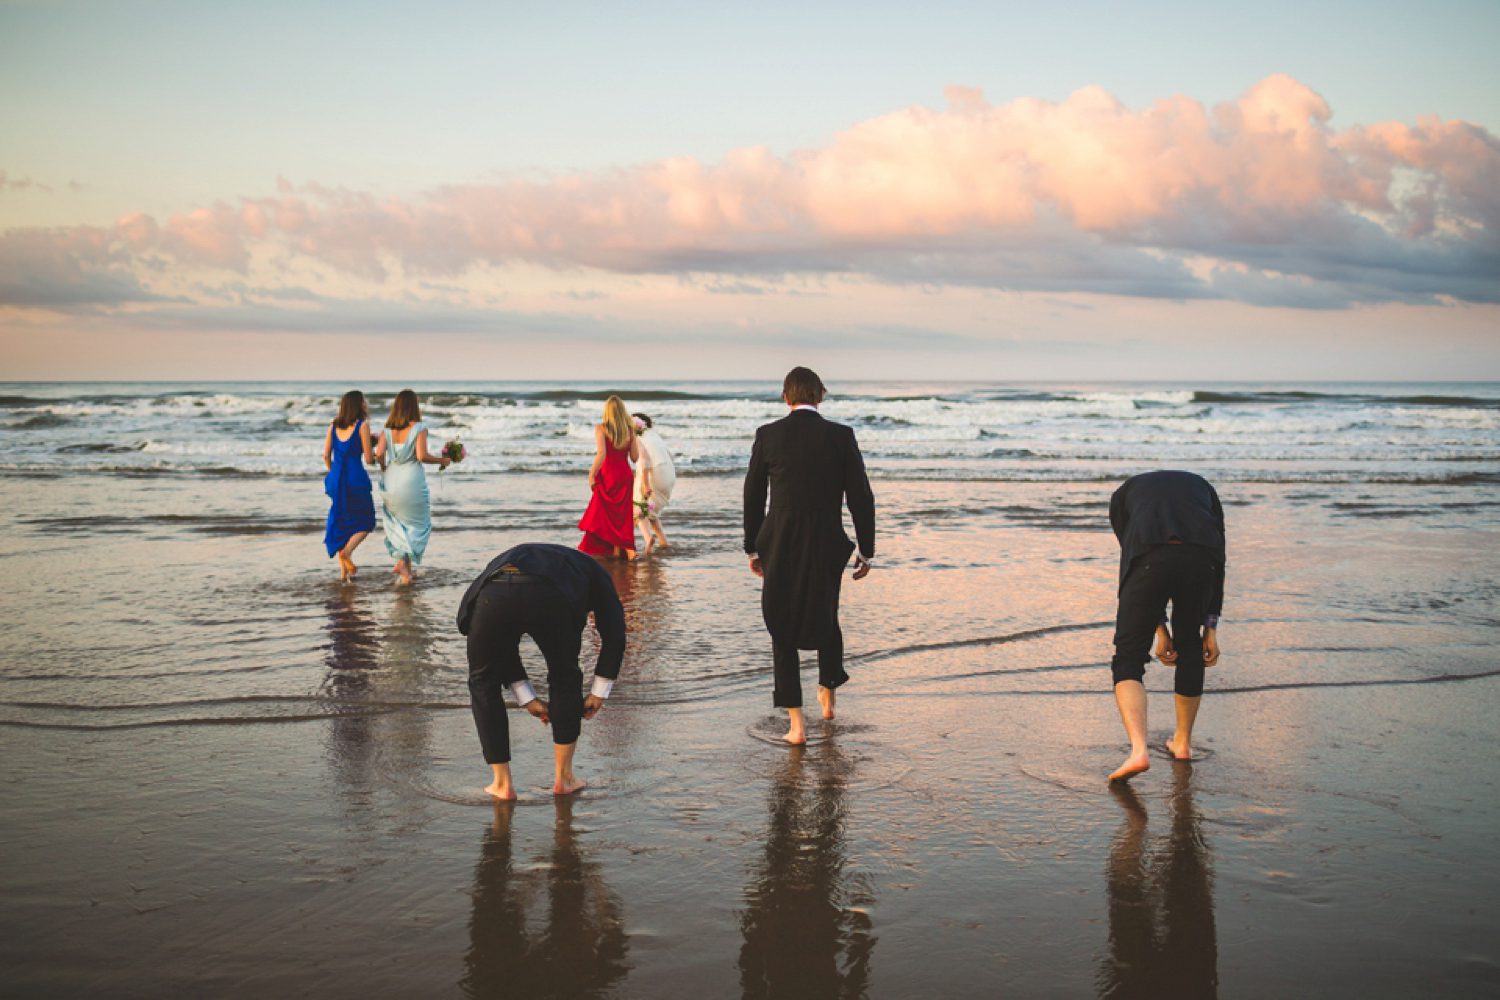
[457,543,626,799]
[1106,471,1225,783]
[744,367,876,744]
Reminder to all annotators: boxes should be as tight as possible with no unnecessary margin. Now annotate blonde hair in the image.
[601,395,633,449]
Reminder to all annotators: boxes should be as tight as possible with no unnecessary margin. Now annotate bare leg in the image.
[817,685,836,720]
[784,706,807,745]
[485,762,516,801]
[650,516,668,548]
[552,742,587,794]
[1109,680,1151,783]
[1166,694,1201,759]
[637,521,654,555]
[340,531,368,578]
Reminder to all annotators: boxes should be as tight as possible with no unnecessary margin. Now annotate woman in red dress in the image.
[578,395,641,559]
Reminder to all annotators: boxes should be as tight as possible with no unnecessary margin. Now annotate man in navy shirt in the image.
[1106,471,1225,783]
[458,543,626,799]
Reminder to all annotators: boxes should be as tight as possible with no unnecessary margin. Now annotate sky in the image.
[2,0,1498,381]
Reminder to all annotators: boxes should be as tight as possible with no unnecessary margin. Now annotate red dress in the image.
[578,436,636,555]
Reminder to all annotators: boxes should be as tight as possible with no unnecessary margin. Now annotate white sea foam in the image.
[2,381,1497,483]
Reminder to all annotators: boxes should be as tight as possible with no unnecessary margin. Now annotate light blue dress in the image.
[381,421,431,564]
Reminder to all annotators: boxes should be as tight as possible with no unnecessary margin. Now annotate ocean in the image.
[1,380,1497,998]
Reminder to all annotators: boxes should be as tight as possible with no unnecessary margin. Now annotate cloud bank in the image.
[3,76,1498,314]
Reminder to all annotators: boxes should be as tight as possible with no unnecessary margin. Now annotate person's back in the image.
[1111,470,1224,557]
[755,410,860,514]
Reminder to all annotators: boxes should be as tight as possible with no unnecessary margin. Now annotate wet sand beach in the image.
[2,383,1499,997]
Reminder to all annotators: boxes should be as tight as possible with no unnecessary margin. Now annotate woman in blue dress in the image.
[374,390,451,585]
[322,390,378,581]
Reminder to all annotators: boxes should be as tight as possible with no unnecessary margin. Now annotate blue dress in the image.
[381,421,432,564]
[324,420,376,557]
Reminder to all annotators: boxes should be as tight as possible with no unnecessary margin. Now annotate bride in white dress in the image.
[632,413,676,554]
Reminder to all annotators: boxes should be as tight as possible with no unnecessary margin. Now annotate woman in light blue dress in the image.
[374,390,450,585]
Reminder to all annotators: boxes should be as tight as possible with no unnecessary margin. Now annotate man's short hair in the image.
[782,367,826,406]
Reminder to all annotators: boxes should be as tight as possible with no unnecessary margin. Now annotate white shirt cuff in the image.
[591,676,614,699]
[509,681,537,706]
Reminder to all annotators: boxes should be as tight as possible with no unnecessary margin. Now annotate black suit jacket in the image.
[743,408,875,647]
[456,543,627,680]
[1110,471,1225,617]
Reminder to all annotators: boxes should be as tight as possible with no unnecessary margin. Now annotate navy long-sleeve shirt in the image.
[457,543,626,681]
[1109,470,1225,620]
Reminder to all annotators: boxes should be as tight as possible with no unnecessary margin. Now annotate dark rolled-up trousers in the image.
[466,576,586,763]
[1110,543,1218,698]
[772,627,848,709]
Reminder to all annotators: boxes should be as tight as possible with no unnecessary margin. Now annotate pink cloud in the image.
[4,75,1498,308]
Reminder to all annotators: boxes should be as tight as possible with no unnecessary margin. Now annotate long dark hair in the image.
[387,389,421,431]
[334,390,366,429]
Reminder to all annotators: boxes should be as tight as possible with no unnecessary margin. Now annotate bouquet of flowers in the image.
[634,492,656,519]
[441,438,466,465]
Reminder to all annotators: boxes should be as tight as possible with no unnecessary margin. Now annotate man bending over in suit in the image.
[1106,471,1225,783]
[745,367,876,745]
[457,543,626,799]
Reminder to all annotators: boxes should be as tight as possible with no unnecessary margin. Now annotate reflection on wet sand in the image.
[463,797,630,1000]
[739,744,876,1000]
[595,557,680,727]
[321,586,443,807]
[1099,764,1218,999]
[321,587,379,791]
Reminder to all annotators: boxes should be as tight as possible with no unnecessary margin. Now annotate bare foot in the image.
[484,780,517,801]
[1108,753,1151,783]
[1165,737,1192,760]
[336,553,351,581]
[817,685,836,720]
[784,705,807,744]
[394,561,412,585]
[553,776,587,795]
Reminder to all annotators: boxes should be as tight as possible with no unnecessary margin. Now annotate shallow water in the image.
[2,384,1499,998]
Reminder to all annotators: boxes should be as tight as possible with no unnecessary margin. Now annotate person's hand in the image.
[1153,625,1177,665]
[588,473,597,489]
[852,552,872,581]
[749,556,764,578]
[1202,628,1220,667]
[439,456,451,470]
[583,694,605,720]
[526,699,550,725]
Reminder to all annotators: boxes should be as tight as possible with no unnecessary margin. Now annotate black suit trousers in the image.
[1110,544,1218,697]
[467,578,586,762]
[771,563,849,707]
